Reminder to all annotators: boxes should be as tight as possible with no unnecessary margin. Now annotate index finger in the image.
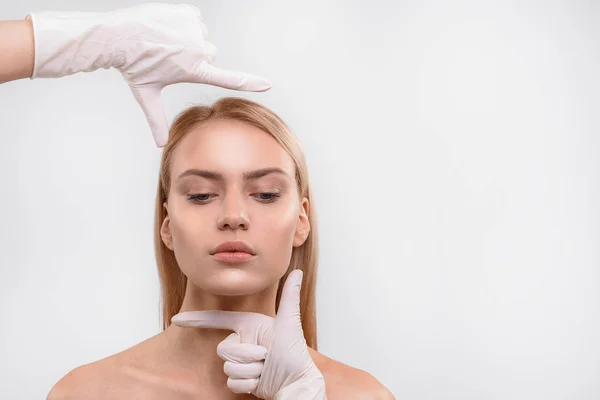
[194,63,272,92]
[171,310,256,332]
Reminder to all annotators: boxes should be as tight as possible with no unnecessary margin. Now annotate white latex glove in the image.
[25,3,272,148]
[171,269,327,400]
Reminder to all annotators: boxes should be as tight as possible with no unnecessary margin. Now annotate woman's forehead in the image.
[171,119,295,181]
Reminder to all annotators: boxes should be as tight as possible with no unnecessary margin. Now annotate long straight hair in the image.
[153,97,320,349]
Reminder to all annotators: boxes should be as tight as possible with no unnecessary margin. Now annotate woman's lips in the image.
[212,251,255,263]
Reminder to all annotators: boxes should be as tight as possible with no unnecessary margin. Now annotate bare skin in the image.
[0,17,394,399]
[46,119,394,399]
[0,16,395,398]
[47,330,392,399]
[0,19,34,83]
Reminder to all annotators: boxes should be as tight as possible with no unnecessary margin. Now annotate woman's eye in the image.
[187,193,281,204]
[255,192,281,202]
[188,194,211,202]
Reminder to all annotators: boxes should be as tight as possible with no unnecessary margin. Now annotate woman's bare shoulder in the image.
[45,354,120,400]
[46,334,209,400]
[309,347,395,400]
[45,336,170,400]
[46,338,395,400]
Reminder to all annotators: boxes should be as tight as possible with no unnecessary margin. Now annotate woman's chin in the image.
[192,271,274,296]
[206,282,263,296]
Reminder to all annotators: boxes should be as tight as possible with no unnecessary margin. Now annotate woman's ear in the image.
[293,197,310,247]
[161,203,173,250]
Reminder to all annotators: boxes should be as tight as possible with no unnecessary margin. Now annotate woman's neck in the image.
[159,280,279,378]
[178,279,279,317]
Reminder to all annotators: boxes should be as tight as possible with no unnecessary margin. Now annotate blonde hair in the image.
[153,97,320,349]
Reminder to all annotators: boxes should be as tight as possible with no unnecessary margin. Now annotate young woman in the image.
[1,4,394,399]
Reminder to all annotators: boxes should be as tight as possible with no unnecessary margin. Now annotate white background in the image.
[1,0,599,399]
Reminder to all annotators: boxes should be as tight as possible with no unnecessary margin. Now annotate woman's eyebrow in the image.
[177,167,289,182]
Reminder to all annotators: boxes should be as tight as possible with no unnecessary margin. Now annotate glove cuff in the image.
[26,10,119,79]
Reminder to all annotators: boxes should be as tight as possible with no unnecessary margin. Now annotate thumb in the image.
[127,85,169,148]
[276,269,303,322]
[195,63,272,92]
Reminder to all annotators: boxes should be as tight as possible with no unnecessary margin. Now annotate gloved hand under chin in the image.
[172,269,328,400]
[25,3,271,148]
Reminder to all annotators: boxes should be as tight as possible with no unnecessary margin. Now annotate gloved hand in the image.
[25,3,271,148]
[171,269,327,400]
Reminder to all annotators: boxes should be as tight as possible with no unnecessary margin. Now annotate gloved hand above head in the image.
[26,3,272,148]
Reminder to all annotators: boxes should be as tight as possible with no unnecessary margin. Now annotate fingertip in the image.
[196,64,271,92]
[246,77,272,92]
[290,269,304,285]
[225,332,240,342]
[282,269,303,298]
[171,313,184,325]
[276,270,304,319]
[154,133,167,148]
[171,311,200,326]
[227,377,259,394]
[127,85,169,150]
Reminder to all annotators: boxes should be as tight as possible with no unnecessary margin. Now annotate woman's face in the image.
[161,118,310,296]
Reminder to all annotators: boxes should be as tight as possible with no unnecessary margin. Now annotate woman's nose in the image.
[217,194,250,230]
[218,214,249,230]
